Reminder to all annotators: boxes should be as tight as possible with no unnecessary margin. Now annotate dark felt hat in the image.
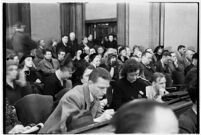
[19,55,35,65]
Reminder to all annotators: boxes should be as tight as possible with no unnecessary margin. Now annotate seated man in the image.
[111,99,179,133]
[155,51,172,87]
[42,57,74,100]
[140,51,155,81]
[184,52,197,76]
[146,72,169,102]
[39,68,114,133]
[179,68,198,133]
[57,49,66,65]
[111,59,148,110]
[38,49,60,75]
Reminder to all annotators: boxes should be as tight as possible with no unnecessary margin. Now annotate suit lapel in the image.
[44,60,53,69]
[83,84,100,118]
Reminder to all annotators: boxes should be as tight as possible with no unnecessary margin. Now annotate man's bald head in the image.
[111,99,178,133]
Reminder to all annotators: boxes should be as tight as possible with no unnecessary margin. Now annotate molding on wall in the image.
[117,3,129,46]
[85,18,117,24]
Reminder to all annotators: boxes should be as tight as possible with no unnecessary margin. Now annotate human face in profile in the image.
[89,77,110,99]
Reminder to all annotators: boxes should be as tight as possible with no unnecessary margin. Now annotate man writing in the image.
[39,67,114,133]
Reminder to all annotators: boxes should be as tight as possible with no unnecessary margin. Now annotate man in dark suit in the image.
[87,34,94,48]
[155,51,172,87]
[185,52,197,76]
[38,49,60,75]
[68,32,79,58]
[32,39,45,66]
[141,51,156,82]
[42,58,73,99]
[79,36,90,51]
[56,35,71,56]
[104,34,117,49]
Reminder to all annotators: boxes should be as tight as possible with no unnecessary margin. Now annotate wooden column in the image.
[117,3,129,46]
[60,3,85,44]
[149,2,165,49]
[19,3,31,35]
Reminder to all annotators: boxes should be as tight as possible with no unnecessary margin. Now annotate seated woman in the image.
[89,53,101,68]
[111,59,148,110]
[18,55,43,93]
[118,47,128,63]
[146,72,169,102]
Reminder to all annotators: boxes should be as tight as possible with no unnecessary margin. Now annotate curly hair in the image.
[121,59,142,78]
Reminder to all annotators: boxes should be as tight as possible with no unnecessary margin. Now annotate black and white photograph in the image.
[3,0,199,134]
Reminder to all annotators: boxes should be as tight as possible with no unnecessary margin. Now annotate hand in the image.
[94,109,115,123]
[8,125,31,133]
[100,99,108,112]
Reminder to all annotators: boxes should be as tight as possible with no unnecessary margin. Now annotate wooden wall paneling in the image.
[149,3,160,49]
[117,3,126,46]
[149,2,165,49]
[19,3,31,35]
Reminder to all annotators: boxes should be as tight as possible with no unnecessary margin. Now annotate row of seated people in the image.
[5,34,198,133]
[5,56,197,133]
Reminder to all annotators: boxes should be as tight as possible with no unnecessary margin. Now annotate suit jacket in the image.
[155,60,173,87]
[175,51,186,70]
[141,63,155,81]
[56,41,71,55]
[68,39,79,57]
[111,78,148,110]
[39,84,102,133]
[155,60,171,74]
[38,58,60,74]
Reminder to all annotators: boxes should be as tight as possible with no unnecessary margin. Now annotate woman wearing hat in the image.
[89,53,101,68]
[18,55,42,93]
[118,47,128,64]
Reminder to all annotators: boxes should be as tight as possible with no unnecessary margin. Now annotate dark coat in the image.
[68,39,79,57]
[155,60,173,87]
[179,108,198,133]
[141,63,156,81]
[38,58,60,74]
[43,73,65,99]
[6,82,32,105]
[104,41,117,49]
[155,60,171,74]
[111,78,148,110]
[56,42,72,55]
